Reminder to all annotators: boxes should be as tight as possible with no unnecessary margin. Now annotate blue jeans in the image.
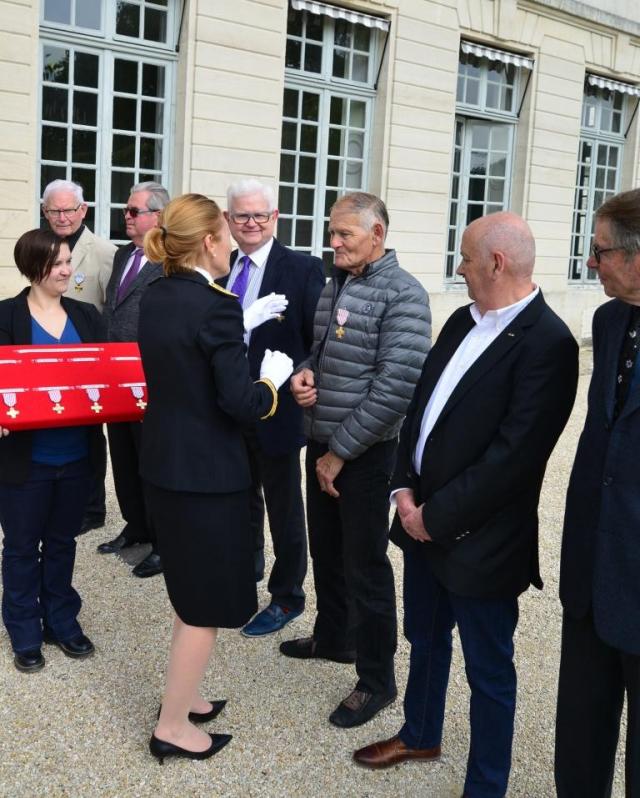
[0,459,92,653]
[399,551,519,798]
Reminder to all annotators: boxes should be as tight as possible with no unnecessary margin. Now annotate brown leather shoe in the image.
[353,735,441,769]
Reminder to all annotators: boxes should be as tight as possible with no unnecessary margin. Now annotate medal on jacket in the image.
[74,271,86,292]
[336,308,349,339]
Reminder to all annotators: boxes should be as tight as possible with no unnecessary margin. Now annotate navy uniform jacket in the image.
[390,292,579,599]
[561,298,640,655]
[220,238,324,456]
[138,271,277,495]
[0,289,106,483]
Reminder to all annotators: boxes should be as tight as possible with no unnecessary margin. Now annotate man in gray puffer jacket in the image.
[281,191,432,729]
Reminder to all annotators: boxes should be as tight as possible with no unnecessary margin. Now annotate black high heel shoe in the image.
[149,732,232,764]
[156,699,227,723]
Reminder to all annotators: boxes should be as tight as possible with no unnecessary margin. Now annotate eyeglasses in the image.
[229,212,272,225]
[590,242,626,264]
[123,206,157,218]
[44,205,82,218]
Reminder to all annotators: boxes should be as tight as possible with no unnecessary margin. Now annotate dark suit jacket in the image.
[390,291,578,599]
[138,271,277,494]
[0,288,106,483]
[219,239,324,456]
[102,242,162,342]
[561,298,640,655]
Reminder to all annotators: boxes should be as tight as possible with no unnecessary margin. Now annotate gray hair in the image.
[596,188,640,258]
[42,179,84,206]
[227,179,276,212]
[130,181,170,211]
[331,192,389,238]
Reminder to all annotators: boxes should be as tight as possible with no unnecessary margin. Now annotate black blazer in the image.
[0,288,106,483]
[138,271,277,494]
[219,239,324,455]
[561,298,640,655]
[102,242,162,342]
[390,292,578,598]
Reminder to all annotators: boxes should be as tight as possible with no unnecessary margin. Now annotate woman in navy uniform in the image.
[0,229,104,672]
[138,194,292,764]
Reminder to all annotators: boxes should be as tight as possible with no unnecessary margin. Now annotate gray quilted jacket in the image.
[300,248,431,460]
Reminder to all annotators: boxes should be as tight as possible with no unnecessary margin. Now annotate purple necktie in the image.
[230,255,251,306]
[117,247,143,303]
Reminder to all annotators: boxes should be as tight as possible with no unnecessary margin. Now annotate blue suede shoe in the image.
[241,603,303,637]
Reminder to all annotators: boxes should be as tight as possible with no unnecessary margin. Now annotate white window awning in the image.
[587,73,640,97]
[461,41,534,70]
[291,0,390,32]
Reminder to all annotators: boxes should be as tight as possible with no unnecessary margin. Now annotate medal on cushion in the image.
[80,384,106,414]
[1,389,23,419]
[336,308,349,339]
[36,386,71,414]
[74,271,85,292]
[121,382,147,410]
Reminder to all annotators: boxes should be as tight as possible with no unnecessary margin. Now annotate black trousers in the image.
[306,438,397,696]
[245,431,306,611]
[107,421,156,549]
[83,427,107,520]
[555,609,640,798]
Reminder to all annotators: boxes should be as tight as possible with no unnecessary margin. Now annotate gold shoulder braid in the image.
[256,378,278,419]
[209,282,237,297]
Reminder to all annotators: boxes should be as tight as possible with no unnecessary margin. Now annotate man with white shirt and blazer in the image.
[42,179,116,535]
[97,181,170,579]
[354,212,578,798]
[220,179,325,637]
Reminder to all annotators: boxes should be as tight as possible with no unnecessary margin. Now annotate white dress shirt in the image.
[227,238,274,344]
[119,247,148,286]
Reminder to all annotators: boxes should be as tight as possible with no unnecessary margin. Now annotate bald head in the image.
[458,212,537,312]
[468,212,536,280]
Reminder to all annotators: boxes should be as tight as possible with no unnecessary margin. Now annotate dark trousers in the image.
[306,439,397,696]
[0,459,92,653]
[555,610,640,798]
[400,551,519,798]
[83,427,107,520]
[245,431,306,610]
[107,421,155,548]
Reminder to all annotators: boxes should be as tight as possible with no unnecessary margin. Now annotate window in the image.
[279,1,387,270]
[568,77,634,283]
[445,44,532,279]
[39,1,175,241]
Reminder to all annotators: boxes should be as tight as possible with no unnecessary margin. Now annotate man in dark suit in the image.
[221,179,324,636]
[555,189,640,798]
[354,212,578,798]
[97,181,170,579]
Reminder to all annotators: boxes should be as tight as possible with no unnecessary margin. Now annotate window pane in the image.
[299,156,316,184]
[306,12,323,41]
[142,64,165,97]
[330,96,345,125]
[72,129,96,164]
[280,153,295,182]
[113,96,137,130]
[72,91,98,126]
[345,161,362,188]
[116,2,140,37]
[114,60,138,94]
[304,43,322,73]
[44,0,71,24]
[42,86,68,122]
[279,186,294,214]
[112,134,136,167]
[296,220,313,247]
[42,126,67,161]
[300,124,317,153]
[111,170,133,204]
[43,47,69,84]
[354,25,370,51]
[349,101,365,128]
[297,188,314,215]
[301,92,319,121]
[334,20,351,48]
[75,52,99,88]
[287,5,302,36]
[328,128,343,157]
[110,207,128,240]
[281,121,297,150]
[144,8,167,43]
[141,101,163,133]
[76,0,101,29]
[324,190,338,215]
[283,88,298,118]
[72,168,95,202]
[140,137,162,170]
[277,218,292,245]
[41,164,66,195]
[333,50,347,79]
[286,39,301,70]
[352,54,368,82]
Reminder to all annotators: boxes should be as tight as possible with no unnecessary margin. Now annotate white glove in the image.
[243,293,288,333]
[260,348,294,391]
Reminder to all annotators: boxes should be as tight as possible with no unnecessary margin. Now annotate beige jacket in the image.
[64,226,116,312]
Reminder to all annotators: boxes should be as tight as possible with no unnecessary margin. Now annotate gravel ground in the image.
[0,356,627,797]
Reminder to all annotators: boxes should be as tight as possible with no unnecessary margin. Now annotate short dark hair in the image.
[14,228,65,284]
[596,188,640,257]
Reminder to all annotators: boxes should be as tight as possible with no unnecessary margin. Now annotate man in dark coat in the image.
[221,179,325,637]
[555,188,640,798]
[354,212,578,798]
[96,181,169,579]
